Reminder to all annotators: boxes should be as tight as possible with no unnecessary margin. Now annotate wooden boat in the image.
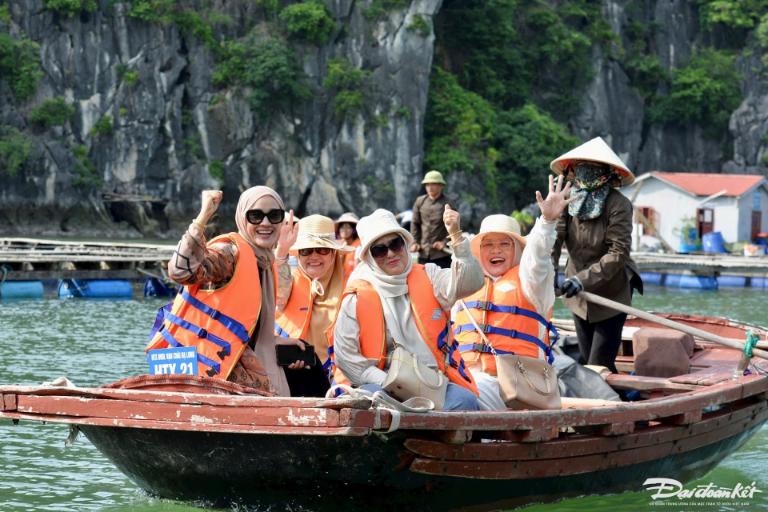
[1,314,767,511]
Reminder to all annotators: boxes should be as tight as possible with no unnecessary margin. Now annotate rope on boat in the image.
[325,385,435,433]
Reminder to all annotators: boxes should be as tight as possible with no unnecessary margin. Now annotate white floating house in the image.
[620,172,768,248]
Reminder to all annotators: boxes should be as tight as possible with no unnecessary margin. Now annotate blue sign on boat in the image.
[147,346,198,376]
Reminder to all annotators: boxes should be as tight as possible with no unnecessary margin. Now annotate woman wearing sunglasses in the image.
[330,207,485,411]
[149,187,300,396]
[274,215,353,397]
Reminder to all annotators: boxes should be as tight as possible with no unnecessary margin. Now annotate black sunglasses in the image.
[298,247,332,257]
[246,208,285,225]
[370,236,405,259]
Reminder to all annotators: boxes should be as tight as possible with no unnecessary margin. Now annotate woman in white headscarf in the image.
[331,207,485,411]
[163,187,299,396]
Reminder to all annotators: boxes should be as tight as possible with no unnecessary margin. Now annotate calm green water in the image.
[1,288,766,511]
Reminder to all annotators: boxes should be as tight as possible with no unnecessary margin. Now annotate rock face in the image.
[1,0,767,237]
[0,0,442,236]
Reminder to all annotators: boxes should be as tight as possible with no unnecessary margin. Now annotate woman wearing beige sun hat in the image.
[274,214,353,397]
[451,177,573,410]
[550,137,643,374]
[334,212,360,281]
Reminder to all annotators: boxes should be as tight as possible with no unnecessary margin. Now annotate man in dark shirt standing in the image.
[410,170,456,268]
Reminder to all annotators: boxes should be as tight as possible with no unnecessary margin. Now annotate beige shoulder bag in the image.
[458,300,561,410]
[382,346,448,410]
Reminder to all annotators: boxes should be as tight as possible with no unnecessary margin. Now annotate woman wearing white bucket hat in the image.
[550,137,643,373]
[452,176,573,410]
[329,207,484,411]
[274,215,354,397]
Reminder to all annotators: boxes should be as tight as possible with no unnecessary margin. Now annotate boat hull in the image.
[80,414,765,511]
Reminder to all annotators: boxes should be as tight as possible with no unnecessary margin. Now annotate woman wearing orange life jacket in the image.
[274,215,353,397]
[334,212,360,283]
[147,187,301,396]
[452,175,574,410]
[331,207,484,411]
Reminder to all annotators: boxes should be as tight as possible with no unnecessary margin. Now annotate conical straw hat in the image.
[550,137,635,186]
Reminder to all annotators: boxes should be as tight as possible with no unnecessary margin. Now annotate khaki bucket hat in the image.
[470,215,527,260]
[421,170,446,185]
[549,137,635,186]
[291,215,353,252]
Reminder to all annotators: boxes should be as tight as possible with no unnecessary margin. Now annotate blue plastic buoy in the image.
[677,274,718,290]
[0,281,44,299]
[751,276,768,289]
[717,275,747,287]
[58,279,133,299]
[639,272,664,286]
[143,278,177,298]
[665,274,682,287]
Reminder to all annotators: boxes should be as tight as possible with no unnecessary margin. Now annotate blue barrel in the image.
[58,279,133,298]
[678,227,700,253]
[751,276,768,289]
[702,231,727,253]
[0,281,44,299]
[143,278,177,298]
[665,274,682,287]
[639,272,664,286]
[677,274,718,290]
[717,275,747,287]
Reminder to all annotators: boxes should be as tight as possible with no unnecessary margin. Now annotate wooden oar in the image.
[574,291,768,361]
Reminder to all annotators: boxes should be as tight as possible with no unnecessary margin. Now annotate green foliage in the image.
[30,97,75,127]
[622,21,668,99]
[0,126,32,176]
[0,4,10,23]
[127,1,223,49]
[208,160,225,183]
[649,49,740,135]
[493,103,578,203]
[44,0,97,16]
[184,135,205,160]
[436,0,604,116]
[407,14,431,36]
[90,115,114,137]
[396,106,412,120]
[214,38,309,116]
[279,1,335,45]
[0,33,43,101]
[255,0,280,16]
[511,210,534,234]
[424,67,498,201]
[117,64,140,86]
[697,0,768,29]
[363,0,409,21]
[323,57,371,120]
[72,144,101,189]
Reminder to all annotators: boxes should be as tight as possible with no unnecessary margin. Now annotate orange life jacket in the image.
[342,238,360,285]
[146,233,261,380]
[328,264,478,395]
[452,266,558,376]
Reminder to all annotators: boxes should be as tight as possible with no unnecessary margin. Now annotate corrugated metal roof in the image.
[650,172,766,197]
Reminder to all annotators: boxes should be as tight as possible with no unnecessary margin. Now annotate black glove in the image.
[559,277,583,298]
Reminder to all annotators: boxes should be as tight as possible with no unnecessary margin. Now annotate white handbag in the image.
[381,346,447,409]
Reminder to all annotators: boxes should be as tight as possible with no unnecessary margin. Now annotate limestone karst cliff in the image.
[1,0,767,236]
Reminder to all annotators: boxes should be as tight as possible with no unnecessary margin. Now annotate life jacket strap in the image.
[275,323,290,338]
[455,323,554,364]
[181,290,250,344]
[165,312,232,359]
[463,300,560,343]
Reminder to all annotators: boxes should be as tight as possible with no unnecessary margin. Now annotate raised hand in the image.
[276,209,299,259]
[443,204,460,234]
[536,175,574,222]
[196,190,223,225]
